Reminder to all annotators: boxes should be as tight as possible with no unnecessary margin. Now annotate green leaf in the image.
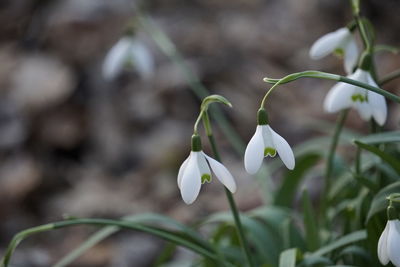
[201,94,232,111]
[366,181,400,222]
[250,206,306,251]
[279,248,301,267]
[54,214,212,267]
[354,131,400,144]
[328,157,375,202]
[302,190,320,251]
[203,212,280,265]
[311,230,367,257]
[274,153,321,207]
[335,245,371,262]
[374,44,400,54]
[354,141,400,174]
[298,256,333,266]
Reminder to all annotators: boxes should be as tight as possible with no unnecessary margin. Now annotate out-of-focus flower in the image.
[102,36,154,80]
[244,109,295,174]
[177,135,236,204]
[323,68,387,125]
[310,27,358,74]
[378,219,400,266]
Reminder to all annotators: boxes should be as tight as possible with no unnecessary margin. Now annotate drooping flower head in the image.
[177,135,236,204]
[310,27,358,74]
[378,206,400,267]
[244,108,295,175]
[323,53,387,126]
[102,36,154,81]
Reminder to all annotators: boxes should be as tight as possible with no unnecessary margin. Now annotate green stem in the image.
[193,109,206,134]
[325,110,349,190]
[202,114,254,267]
[355,15,372,52]
[321,110,349,220]
[263,71,400,103]
[379,69,400,85]
[0,219,217,267]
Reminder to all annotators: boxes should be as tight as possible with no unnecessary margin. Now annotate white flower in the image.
[177,151,237,204]
[323,68,387,126]
[378,219,400,266]
[102,37,154,80]
[244,125,295,174]
[310,27,358,74]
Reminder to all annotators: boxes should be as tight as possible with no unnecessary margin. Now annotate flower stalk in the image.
[263,71,400,103]
[202,111,254,267]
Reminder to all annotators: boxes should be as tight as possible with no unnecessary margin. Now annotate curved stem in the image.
[193,109,205,134]
[379,69,400,85]
[263,71,400,103]
[0,219,217,267]
[260,78,285,108]
[202,112,254,267]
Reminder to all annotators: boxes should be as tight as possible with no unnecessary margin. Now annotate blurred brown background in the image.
[0,0,399,266]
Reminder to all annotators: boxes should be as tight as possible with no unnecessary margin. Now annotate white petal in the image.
[309,28,350,60]
[366,75,387,126]
[261,125,275,153]
[204,153,237,193]
[177,154,190,189]
[180,152,202,204]
[352,69,369,83]
[343,36,359,74]
[129,40,155,80]
[323,82,354,113]
[378,221,390,265]
[102,37,132,80]
[388,220,400,266]
[244,126,265,174]
[268,125,295,170]
[354,96,372,121]
[197,151,211,177]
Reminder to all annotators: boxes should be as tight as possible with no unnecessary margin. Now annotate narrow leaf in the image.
[311,230,367,257]
[354,141,400,174]
[275,153,321,207]
[279,248,301,267]
[302,190,320,251]
[354,131,400,144]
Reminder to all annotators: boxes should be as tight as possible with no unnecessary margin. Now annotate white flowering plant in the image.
[2,0,400,266]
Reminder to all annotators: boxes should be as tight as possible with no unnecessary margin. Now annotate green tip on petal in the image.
[264,147,277,157]
[191,135,202,152]
[351,93,368,103]
[333,48,344,57]
[257,108,269,125]
[201,174,212,184]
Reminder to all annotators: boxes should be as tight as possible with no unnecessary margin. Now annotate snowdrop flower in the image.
[310,27,358,74]
[244,108,295,174]
[378,206,400,266]
[323,67,387,126]
[177,135,236,204]
[102,36,154,80]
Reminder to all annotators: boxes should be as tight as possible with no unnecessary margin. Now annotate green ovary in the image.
[351,94,367,103]
[201,174,211,184]
[264,147,277,157]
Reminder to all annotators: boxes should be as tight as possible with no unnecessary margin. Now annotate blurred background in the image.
[0,0,399,266]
